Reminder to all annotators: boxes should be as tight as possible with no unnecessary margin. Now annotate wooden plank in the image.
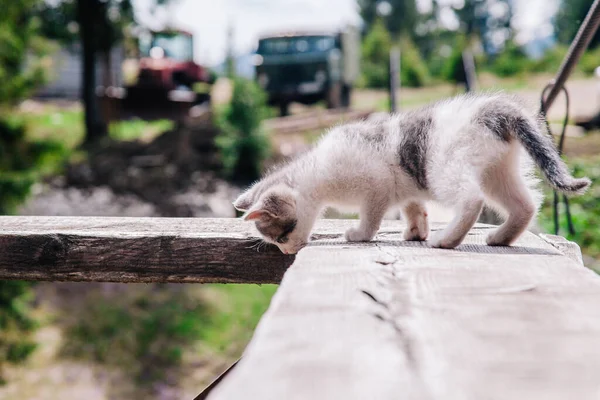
[0,216,294,284]
[208,223,600,400]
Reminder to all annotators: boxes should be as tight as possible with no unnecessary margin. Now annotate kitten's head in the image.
[234,184,307,254]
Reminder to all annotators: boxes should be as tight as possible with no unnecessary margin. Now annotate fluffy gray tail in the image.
[513,116,590,195]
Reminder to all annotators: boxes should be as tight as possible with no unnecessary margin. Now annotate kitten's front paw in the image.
[403,225,429,241]
[345,227,375,242]
[428,231,460,249]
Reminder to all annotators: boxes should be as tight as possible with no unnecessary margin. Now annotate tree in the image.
[360,19,393,88]
[556,0,600,49]
[38,0,171,145]
[359,0,419,39]
[360,19,430,88]
[0,1,50,106]
[215,78,271,183]
[77,0,108,145]
[448,0,514,55]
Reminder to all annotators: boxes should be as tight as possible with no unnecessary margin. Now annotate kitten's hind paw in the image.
[428,231,461,249]
[485,232,514,247]
[345,227,375,242]
[403,226,428,241]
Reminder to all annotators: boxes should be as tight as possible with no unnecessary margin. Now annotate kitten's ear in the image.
[233,192,254,211]
[244,209,270,221]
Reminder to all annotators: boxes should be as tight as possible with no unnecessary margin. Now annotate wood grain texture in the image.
[0,216,296,283]
[209,224,600,400]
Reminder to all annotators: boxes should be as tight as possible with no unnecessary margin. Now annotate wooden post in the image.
[462,49,478,93]
[389,46,400,113]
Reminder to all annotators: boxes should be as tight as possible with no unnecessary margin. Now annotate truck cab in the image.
[254,28,359,116]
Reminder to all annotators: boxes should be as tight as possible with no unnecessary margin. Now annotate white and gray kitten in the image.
[234,93,591,254]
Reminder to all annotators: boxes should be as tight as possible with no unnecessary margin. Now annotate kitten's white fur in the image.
[234,93,590,254]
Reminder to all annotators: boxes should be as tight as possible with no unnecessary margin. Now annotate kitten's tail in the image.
[513,116,591,195]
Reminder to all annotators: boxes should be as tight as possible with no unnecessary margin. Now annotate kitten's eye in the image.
[276,236,289,244]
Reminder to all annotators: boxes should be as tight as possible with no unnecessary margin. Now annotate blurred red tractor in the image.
[100,29,215,122]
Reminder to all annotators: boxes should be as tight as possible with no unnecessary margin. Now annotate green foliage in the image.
[37,0,134,52]
[528,45,568,74]
[200,284,278,352]
[438,36,469,83]
[579,47,600,76]
[482,43,600,78]
[0,281,37,384]
[538,157,600,261]
[0,1,52,105]
[215,78,271,182]
[359,0,419,39]
[109,119,174,142]
[556,0,600,49]
[60,284,277,387]
[399,38,431,88]
[488,41,530,77]
[0,1,66,382]
[451,0,513,54]
[18,106,175,149]
[20,109,84,149]
[360,21,430,88]
[0,118,66,214]
[359,20,393,89]
[61,285,207,384]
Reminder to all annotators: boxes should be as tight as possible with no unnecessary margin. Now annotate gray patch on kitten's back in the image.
[397,107,433,190]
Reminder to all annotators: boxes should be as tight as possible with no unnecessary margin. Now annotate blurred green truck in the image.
[254,27,360,116]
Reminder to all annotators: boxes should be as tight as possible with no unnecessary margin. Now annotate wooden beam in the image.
[208,225,600,400]
[0,216,296,284]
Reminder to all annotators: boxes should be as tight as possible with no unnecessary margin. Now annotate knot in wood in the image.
[36,235,68,266]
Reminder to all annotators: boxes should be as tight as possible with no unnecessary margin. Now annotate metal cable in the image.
[541,0,600,111]
[537,0,600,235]
[540,85,573,235]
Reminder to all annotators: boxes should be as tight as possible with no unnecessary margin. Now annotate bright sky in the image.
[132,0,559,66]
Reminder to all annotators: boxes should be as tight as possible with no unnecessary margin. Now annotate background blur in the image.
[1,0,600,399]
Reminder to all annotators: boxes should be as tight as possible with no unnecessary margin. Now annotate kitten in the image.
[233,93,591,254]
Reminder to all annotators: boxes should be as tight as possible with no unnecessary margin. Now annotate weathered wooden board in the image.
[209,224,600,400]
[0,216,296,283]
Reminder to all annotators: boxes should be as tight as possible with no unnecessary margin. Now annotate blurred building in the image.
[37,44,124,99]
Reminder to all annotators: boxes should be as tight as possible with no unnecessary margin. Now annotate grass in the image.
[200,284,278,353]
[110,119,174,142]
[58,283,277,385]
[22,109,84,149]
[0,282,277,399]
[18,105,173,150]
